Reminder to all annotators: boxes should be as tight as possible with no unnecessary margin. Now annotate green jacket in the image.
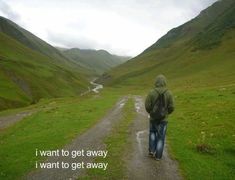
[145,75,174,120]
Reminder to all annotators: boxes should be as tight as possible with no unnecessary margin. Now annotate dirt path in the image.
[26,97,128,180]
[125,96,182,180]
[25,95,182,180]
[0,110,35,129]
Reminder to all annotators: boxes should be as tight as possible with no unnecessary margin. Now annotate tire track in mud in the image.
[125,96,182,180]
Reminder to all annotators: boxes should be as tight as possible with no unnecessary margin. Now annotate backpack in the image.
[150,90,167,121]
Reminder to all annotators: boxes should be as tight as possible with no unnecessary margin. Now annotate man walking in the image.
[145,74,174,160]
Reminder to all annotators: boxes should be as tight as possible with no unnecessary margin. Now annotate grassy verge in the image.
[0,97,62,117]
[0,90,121,180]
[81,98,135,179]
[167,86,235,179]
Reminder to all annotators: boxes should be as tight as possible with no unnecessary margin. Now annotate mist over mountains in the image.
[0,0,234,110]
[0,16,128,110]
[98,0,235,90]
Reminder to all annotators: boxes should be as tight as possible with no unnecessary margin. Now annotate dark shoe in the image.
[155,157,161,161]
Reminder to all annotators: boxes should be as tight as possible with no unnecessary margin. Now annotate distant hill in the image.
[0,16,70,61]
[62,48,130,75]
[0,16,90,110]
[98,0,235,90]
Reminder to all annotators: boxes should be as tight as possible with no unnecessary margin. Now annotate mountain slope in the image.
[0,18,89,110]
[98,0,235,90]
[62,48,130,75]
[0,16,68,61]
[144,0,234,52]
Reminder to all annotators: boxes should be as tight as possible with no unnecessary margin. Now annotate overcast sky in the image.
[0,0,217,56]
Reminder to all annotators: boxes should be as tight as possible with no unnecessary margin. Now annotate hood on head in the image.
[155,74,167,87]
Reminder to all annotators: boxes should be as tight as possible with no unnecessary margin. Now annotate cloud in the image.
[47,31,101,50]
[0,0,21,21]
[0,0,218,56]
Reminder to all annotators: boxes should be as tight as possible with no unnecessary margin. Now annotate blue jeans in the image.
[149,120,168,159]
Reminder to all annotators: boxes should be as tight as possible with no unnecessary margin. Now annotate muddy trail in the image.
[0,110,35,129]
[25,96,182,180]
[126,96,182,180]
[26,97,128,180]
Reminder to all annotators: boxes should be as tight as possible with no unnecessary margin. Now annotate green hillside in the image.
[63,48,130,75]
[0,16,129,111]
[0,18,90,111]
[99,0,235,90]
[96,0,235,179]
[0,16,69,61]
[0,1,234,179]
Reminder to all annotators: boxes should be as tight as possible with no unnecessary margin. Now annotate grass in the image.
[166,86,235,179]
[102,29,235,91]
[96,9,235,178]
[0,16,129,111]
[1,84,234,179]
[99,34,235,178]
[81,98,135,179]
[98,1,235,91]
[64,48,129,75]
[0,90,121,180]
[0,31,89,111]
[106,84,235,179]
[0,1,234,179]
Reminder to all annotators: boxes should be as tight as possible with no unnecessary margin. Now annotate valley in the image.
[0,0,234,179]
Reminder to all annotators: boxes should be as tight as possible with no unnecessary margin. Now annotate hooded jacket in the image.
[145,75,174,120]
